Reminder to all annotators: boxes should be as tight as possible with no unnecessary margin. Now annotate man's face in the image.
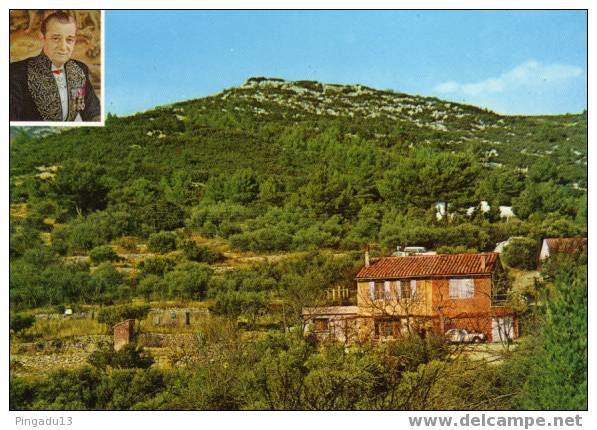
[40,19,77,68]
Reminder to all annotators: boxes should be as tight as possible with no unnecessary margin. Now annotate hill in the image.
[9,77,587,305]
[9,126,64,143]
[11,76,587,180]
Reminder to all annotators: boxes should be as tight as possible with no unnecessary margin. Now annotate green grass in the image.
[21,318,108,340]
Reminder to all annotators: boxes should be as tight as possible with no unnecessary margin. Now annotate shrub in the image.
[186,202,250,238]
[90,245,121,265]
[435,245,477,255]
[97,303,151,327]
[164,263,212,300]
[210,290,268,327]
[147,231,177,254]
[117,236,139,253]
[502,237,539,270]
[10,313,35,333]
[88,344,154,370]
[88,263,125,302]
[138,255,178,277]
[137,274,164,300]
[520,260,587,409]
[180,240,224,264]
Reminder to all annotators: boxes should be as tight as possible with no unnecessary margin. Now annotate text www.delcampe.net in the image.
[408,413,583,429]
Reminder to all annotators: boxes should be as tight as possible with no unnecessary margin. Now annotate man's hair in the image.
[40,11,76,35]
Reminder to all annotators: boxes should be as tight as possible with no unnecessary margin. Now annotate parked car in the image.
[445,328,486,344]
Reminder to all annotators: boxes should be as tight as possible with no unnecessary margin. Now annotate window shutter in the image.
[396,280,402,299]
[449,279,474,298]
[449,279,457,298]
[465,279,474,297]
[369,281,375,300]
[411,279,417,299]
[384,281,391,300]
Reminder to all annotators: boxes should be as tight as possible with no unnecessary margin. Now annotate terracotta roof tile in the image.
[356,252,499,280]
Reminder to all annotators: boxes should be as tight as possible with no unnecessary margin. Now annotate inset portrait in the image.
[9,10,103,124]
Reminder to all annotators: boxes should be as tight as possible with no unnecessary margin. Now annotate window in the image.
[396,280,417,300]
[400,281,410,299]
[369,281,391,301]
[374,319,401,337]
[375,281,385,300]
[313,318,329,332]
[449,278,475,298]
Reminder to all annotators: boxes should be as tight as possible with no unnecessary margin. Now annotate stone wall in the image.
[148,308,209,327]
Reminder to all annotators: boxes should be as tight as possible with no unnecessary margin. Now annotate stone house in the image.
[303,252,517,344]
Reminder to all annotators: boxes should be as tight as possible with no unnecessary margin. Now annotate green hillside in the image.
[10,77,587,308]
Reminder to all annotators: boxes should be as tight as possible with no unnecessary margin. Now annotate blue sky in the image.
[105,10,586,116]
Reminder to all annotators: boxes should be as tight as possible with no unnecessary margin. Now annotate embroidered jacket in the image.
[9,53,101,122]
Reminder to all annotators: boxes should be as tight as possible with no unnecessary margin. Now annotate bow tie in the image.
[52,69,64,75]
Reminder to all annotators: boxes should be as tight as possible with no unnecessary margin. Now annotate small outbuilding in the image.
[539,237,587,261]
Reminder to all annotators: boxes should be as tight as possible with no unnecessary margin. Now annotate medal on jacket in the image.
[71,87,86,112]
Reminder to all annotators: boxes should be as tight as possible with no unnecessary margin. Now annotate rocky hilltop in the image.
[223,76,501,132]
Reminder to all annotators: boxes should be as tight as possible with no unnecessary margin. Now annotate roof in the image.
[543,237,587,255]
[356,252,499,280]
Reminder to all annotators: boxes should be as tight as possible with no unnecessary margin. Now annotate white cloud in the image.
[434,60,582,96]
[434,81,459,93]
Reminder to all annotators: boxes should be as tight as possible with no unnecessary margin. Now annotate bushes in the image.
[186,202,250,238]
[10,260,91,309]
[137,259,212,300]
[147,231,177,253]
[88,344,154,370]
[519,260,587,409]
[435,245,477,254]
[138,255,178,276]
[180,240,224,264]
[137,274,164,300]
[292,217,343,250]
[10,366,163,410]
[502,237,539,270]
[51,211,132,255]
[96,303,150,327]
[10,313,35,334]
[88,263,127,302]
[163,263,212,300]
[100,368,164,409]
[90,245,121,265]
[11,367,103,410]
[210,290,269,327]
[116,236,139,253]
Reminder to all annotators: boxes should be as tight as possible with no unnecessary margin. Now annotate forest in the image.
[9,78,587,410]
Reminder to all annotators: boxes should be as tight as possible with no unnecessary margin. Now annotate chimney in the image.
[364,244,370,267]
[480,255,486,271]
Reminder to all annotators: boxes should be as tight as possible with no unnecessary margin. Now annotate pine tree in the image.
[521,258,587,409]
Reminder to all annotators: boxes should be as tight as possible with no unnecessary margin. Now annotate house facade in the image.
[303,252,517,344]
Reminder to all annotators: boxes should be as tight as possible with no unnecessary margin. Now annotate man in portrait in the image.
[10,11,101,122]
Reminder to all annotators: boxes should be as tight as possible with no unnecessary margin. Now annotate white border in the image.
[3,2,593,430]
[8,9,105,127]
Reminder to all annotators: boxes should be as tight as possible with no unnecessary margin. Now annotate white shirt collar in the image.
[51,64,65,75]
